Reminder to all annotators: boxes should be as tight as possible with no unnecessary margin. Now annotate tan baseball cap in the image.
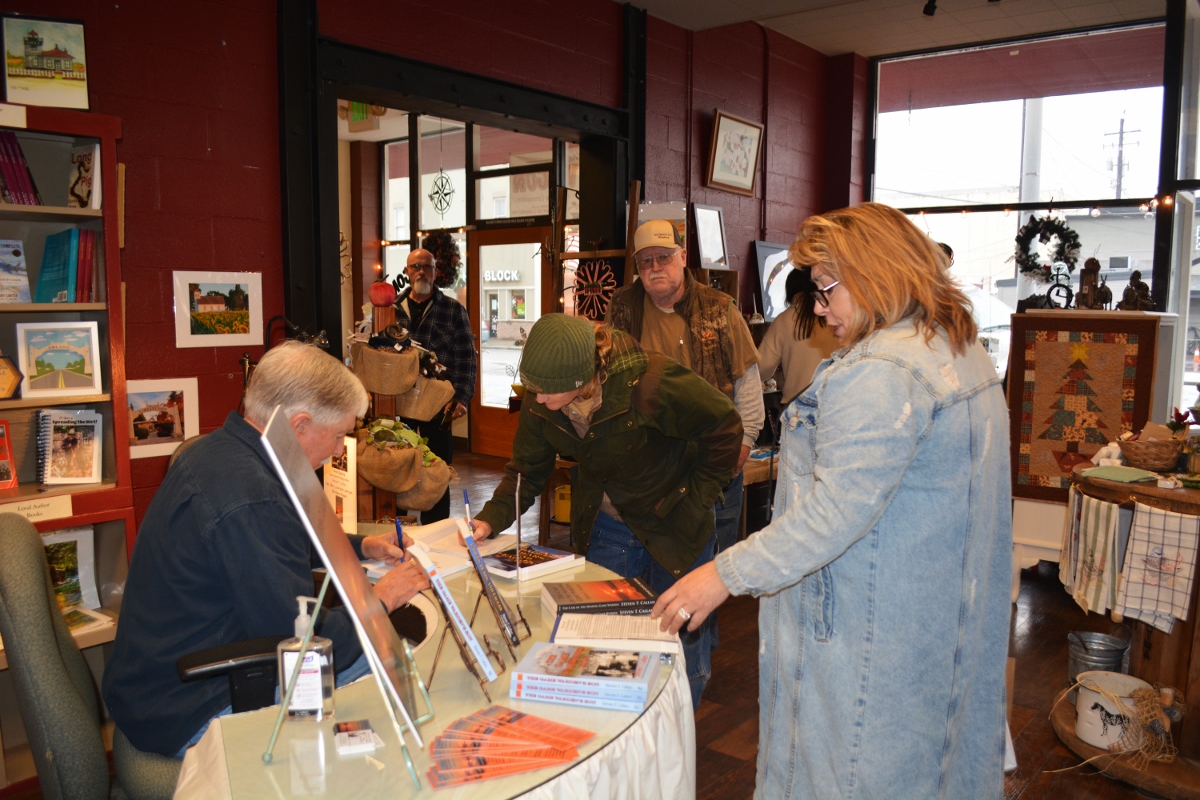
[633,219,682,255]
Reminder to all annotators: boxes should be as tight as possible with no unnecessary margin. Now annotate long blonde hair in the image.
[789,203,977,355]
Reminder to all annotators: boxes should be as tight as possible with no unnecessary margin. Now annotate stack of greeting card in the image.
[425,705,593,788]
[509,642,661,712]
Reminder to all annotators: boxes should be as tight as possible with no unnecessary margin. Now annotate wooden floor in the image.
[0,448,1158,799]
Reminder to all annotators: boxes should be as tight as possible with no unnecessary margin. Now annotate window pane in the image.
[476,171,551,220]
[562,224,579,315]
[1177,194,1199,410]
[565,143,580,220]
[475,127,553,171]
[479,242,542,408]
[383,137,409,242]
[418,117,466,230]
[1180,2,1200,180]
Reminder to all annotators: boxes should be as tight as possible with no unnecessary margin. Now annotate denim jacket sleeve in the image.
[716,354,936,596]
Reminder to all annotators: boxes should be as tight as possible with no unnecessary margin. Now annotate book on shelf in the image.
[37,409,103,485]
[0,420,16,490]
[484,543,584,580]
[509,642,661,708]
[0,131,41,206]
[0,239,30,303]
[75,229,95,302]
[61,606,113,637]
[550,612,680,654]
[541,576,657,617]
[41,525,101,609]
[34,229,80,303]
[68,143,101,209]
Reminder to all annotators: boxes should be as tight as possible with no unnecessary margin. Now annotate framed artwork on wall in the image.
[1009,311,1158,503]
[705,110,764,196]
[693,204,727,266]
[14,320,102,398]
[754,241,794,323]
[2,14,89,110]
[126,377,200,460]
[173,271,263,349]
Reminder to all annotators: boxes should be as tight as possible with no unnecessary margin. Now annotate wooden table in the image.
[1070,463,1200,759]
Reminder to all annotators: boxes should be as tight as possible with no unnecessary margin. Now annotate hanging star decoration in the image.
[428,170,455,217]
[573,259,617,320]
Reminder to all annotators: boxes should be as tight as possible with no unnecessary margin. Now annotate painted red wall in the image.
[23,2,846,525]
[643,19,836,311]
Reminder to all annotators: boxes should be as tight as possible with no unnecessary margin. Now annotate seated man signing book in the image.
[103,341,429,758]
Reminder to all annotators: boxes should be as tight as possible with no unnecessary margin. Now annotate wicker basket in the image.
[1117,439,1184,471]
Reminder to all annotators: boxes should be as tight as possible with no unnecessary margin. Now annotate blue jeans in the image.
[714,473,743,554]
[174,650,371,757]
[586,511,715,711]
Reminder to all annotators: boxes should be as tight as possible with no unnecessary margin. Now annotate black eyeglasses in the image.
[810,280,840,308]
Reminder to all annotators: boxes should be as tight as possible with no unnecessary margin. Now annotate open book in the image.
[362,518,516,580]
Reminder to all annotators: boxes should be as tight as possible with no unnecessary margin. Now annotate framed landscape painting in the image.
[127,377,199,459]
[1009,311,1158,503]
[173,270,262,348]
[14,320,102,398]
[3,14,89,110]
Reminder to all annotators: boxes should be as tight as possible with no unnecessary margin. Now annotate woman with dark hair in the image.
[652,203,1011,799]
[757,267,840,403]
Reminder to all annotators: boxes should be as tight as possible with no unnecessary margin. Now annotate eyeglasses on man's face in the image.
[636,249,680,271]
[407,261,435,273]
[810,280,840,308]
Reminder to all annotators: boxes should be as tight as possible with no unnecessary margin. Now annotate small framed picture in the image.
[705,110,764,197]
[173,271,263,349]
[693,204,727,266]
[14,321,102,398]
[126,377,199,460]
[2,14,89,110]
[0,355,23,399]
[754,241,794,323]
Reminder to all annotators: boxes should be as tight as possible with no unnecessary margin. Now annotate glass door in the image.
[468,226,551,458]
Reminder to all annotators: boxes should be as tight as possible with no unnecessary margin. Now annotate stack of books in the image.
[0,131,42,206]
[34,228,98,303]
[510,642,662,712]
[484,543,583,580]
[540,577,657,616]
[425,705,593,788]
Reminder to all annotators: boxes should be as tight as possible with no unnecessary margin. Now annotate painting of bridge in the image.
[14,321,102,398]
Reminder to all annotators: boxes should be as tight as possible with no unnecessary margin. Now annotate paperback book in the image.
[67,144,101,209]
[510,643,660,709]
[484,544,583,580]
[41,525,100,609]
[34,229,80,303]
[37,409,103,485]
[0,239,30,303]
[61,606,113,637]
[0,420,15,490]
[551,612,680,654]
[541,576,657,616]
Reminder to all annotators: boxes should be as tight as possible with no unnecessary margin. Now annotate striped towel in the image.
[1115,502,1200,635]
[1068,492,1122,616]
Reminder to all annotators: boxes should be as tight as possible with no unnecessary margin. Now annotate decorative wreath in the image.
[1014,214,1081,283]
[573,259,617,320]
[420,231,462,288]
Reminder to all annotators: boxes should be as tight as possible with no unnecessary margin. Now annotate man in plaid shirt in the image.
[395,248,477,522]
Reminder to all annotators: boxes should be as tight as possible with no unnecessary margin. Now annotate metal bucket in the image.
[1067,630,1131,689]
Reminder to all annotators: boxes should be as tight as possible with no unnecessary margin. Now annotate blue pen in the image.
[394,517,406,563]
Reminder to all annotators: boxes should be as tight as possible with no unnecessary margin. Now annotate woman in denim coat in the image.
[654,203,1012,799]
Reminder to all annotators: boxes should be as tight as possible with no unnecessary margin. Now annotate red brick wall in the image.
[644,19,833,312]
[24,2,850,525]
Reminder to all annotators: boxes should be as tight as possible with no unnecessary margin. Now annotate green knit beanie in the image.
[519,314,596,394]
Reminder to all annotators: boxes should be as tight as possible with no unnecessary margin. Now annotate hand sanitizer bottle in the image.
[277,595,334,721]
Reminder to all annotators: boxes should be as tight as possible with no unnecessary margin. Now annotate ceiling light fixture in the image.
[922,0,937,15]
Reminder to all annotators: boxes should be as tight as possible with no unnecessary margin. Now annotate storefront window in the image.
[474,125,553,221]
[418,117,466,231]
[478,241,542,407]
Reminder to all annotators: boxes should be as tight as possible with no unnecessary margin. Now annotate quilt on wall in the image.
[1009,313,1158,503]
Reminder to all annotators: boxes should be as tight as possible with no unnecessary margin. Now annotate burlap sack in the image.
[395,459,453,511]
[394,376,456,422]
[350,342,419,396]
[355,430,422,493]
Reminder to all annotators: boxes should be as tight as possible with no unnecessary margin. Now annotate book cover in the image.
[67,144,99,209]
[409,544,498,682]
[61,606,112,636]
[75,230,93,302]
[510,672,650,702]
[484,544,583,580]
[510,642,659,700]
[458,518,521,650]
[34,230,79,303]
[0,239,30,303]
[1,132,40,206]
[41,525,100,609]
[508,684,646,713]
[0,133,30,205]
[0,421,16,490]
[541,576,657,616]
[551,612,681,655]
[39,409,103,485]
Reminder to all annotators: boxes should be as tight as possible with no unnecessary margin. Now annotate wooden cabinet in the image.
[0,106,129,787]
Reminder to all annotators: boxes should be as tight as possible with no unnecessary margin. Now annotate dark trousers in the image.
[399,416,452,523]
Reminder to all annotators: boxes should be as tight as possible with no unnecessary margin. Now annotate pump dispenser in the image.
[277,595,335,721]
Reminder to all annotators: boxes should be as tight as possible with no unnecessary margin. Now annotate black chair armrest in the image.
[177,636,288,682]
[177,635,289,714]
